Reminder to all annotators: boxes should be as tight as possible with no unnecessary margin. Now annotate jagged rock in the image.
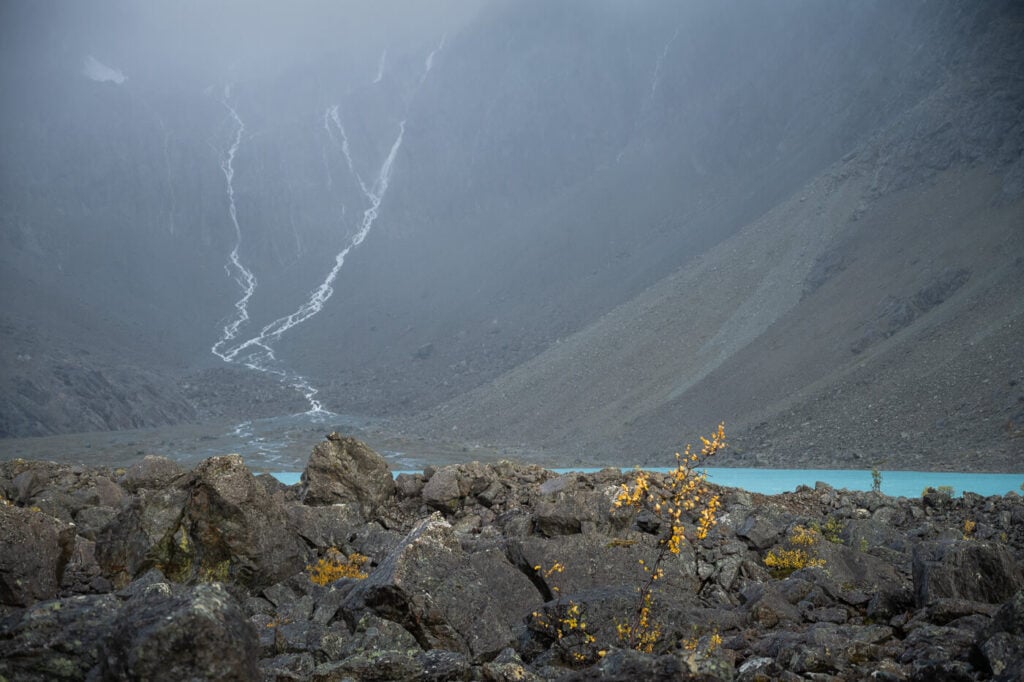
[514,532,698,598]
[0,593,123,680]
[312,653,419,682]
[96,581,259,681]
[0,503,76,606]
[260,652,316,680]
[421,466,464,513]
[121,454,187,493]
[736,508,790,550]
[0,460,125,526]
[481,648,544,682]
[395,472,426,499]
[287,502,365,550]
[301,434,395,516]
[559,647,702,681]
[421,462,505,515]
[913,540,1024,606]
[533,476,624,537]
[95,486,189,587]
[343,513,541,660]
[975,590,1024,680]
[60,536,110,596]
[180,455,309,588]
[97,455,307,589]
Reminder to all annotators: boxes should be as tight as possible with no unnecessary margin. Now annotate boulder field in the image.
[1,433,1023,681]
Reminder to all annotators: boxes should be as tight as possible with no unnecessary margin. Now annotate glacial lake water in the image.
[271,467,1024,498]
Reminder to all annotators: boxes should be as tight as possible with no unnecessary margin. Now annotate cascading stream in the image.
[211,97,259,364]
[644,25,680,111]
[222,119,405,361]
[211,37,444,420]
[373,49,387,84]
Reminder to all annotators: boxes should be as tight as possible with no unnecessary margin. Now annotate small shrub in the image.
[763,525,826,577]
[612,423,726,652]
[820,517,844,544]
[306,548,369,585]
[922,485,955,498]
[681,625,722,655]
[530,562,603,664]
[962,519,976,539]
[870,466,882,494]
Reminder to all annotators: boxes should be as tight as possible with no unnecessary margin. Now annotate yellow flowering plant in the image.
[611,423,726,651]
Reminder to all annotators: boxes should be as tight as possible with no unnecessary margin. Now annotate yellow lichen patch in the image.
[306,548,369,585]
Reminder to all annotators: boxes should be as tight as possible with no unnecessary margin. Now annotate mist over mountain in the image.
[1,1,1021,470]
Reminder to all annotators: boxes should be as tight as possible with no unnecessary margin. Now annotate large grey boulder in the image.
[179,454,309,588]
[301,433,396,517]
[97,581,259,681]
[95,486,189,588]
[121,454,187,493]
[0,593,122,680]
[0,503,76,606]
[343,513,542,660]
[98,454,307,589]
[0,460,125,527]
[976,590,1024,680]
[913,540,1024,607]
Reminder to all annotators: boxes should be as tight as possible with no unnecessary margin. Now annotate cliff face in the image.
[1,1,1022,463]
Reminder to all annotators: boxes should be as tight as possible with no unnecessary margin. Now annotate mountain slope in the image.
[1,0,1022,460]
[402,7,1024,469]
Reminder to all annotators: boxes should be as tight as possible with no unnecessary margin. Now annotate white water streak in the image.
[419,34,446,85]
[643,26,680,110]
[214,36,444,417]
[221,121,406,363]
[373,49,387,84]
[211,101,260,363]
[325,105,367,194]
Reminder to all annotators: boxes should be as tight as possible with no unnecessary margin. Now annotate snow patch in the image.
[82,55,126,84]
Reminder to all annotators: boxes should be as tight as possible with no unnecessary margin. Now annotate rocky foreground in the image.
[1,434,1023,681]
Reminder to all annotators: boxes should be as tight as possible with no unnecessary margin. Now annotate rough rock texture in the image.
[301,433,396,517]
[96,454,307,590]
[2,443,1024,680]
[0,593,123,680]
[913,540,1024,606]
[182,454,308,589]
[0,502,75,606]
[344,513,542,660]
[121,454,187,493]
[97,581,259,681]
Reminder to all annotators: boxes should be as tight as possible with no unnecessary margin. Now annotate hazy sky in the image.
[1,0,484,88]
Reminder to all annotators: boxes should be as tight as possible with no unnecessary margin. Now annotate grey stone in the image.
[302,434,396,517]
[0,503,76,606]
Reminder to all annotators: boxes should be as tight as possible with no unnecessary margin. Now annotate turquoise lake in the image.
[270,467,1024,498]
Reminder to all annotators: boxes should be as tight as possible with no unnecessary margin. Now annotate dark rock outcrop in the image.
[97,454,306,589]
[97,581,259,681]
[344,513,542,660]
[301,433,396,517]
[3,442,1024,680]
[913,540,1024,606]
[0,502,76,606]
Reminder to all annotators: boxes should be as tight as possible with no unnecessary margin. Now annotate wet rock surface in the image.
[1,434,1023,680]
